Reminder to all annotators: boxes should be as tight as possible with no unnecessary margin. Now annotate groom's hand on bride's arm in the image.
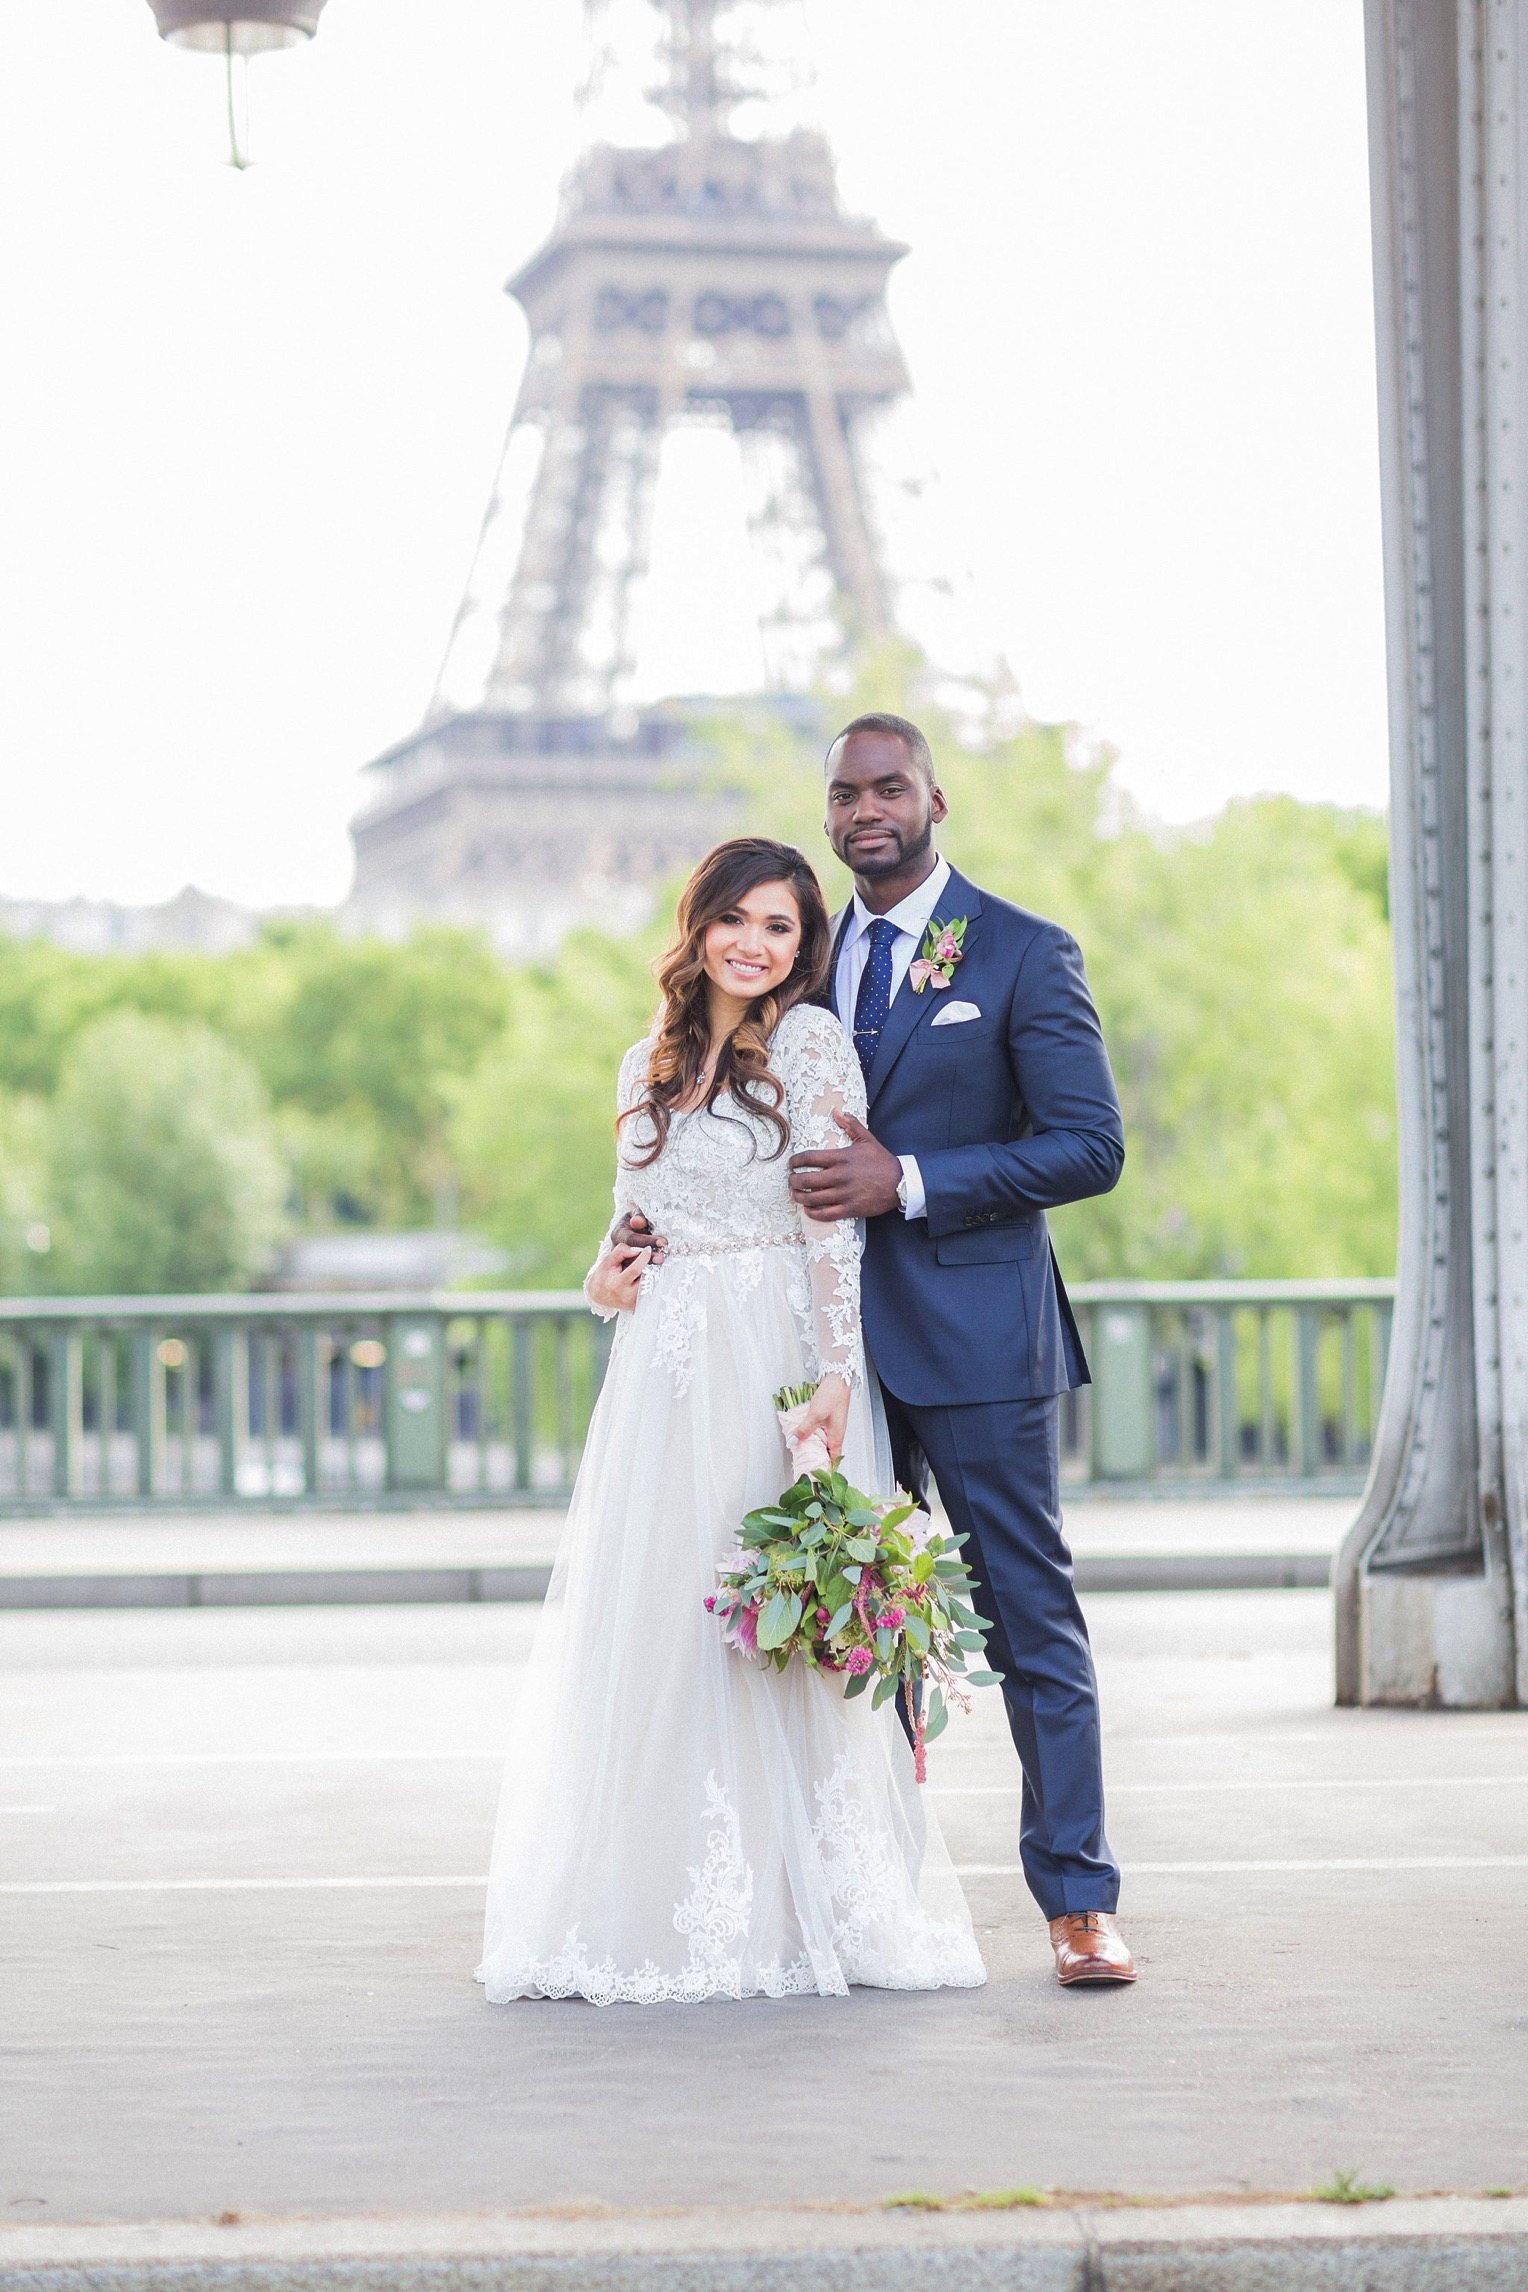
[611,1209,667,1264]
[788,1113,902,1220]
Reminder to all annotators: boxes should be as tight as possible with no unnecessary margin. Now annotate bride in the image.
[477,836,985,2006]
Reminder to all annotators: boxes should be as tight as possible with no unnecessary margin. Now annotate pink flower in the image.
[703,1594,716,1612]
[729,1604,759,1655]
[816,1606,831,1627]
[934,933,959,962]
[844,1647,874,1676]
[880,1606,906,1631]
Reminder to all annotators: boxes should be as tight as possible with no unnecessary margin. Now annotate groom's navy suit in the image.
[830,864,1125,1916]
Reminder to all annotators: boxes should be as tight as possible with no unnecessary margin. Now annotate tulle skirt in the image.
[476,1254,987,2005]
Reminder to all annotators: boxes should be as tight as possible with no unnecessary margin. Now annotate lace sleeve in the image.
[778,1006,866,1388]
[584,1037,650,1320]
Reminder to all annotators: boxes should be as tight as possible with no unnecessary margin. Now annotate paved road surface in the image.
[2,1587,1524,2223]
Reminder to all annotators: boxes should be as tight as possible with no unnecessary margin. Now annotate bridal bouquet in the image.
[704,1382,1002,1779]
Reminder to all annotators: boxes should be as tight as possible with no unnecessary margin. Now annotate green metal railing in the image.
[1063,1279,1394,1494]
[0,1293,612,1512]
[0,1278,1392,1513]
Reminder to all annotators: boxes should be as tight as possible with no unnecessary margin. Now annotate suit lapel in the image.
[866,868,985,1109]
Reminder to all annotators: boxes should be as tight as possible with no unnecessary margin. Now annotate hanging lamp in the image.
[145,2,330,168]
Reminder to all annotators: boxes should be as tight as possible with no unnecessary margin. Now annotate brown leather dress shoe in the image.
[1049,1910,1137,1985]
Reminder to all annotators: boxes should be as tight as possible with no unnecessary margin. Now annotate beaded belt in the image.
[661,1233,803,1257]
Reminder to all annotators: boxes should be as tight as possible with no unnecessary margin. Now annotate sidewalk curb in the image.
[0,1553,1332,1611]
[2,2202,1524,2291]
[0,1565,557,1611]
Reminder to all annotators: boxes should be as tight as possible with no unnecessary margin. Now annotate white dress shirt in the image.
[833,852,952,1221]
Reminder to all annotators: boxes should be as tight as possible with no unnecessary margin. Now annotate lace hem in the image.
[477,1758,986,2007]
[476,1944,828,2008]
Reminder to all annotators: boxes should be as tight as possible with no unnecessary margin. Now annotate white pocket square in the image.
[929,999,982,1027]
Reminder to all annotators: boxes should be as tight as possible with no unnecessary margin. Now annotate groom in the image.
[790,712,1133,1987]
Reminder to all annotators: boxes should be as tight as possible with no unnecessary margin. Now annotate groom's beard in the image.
[844,816,935,880]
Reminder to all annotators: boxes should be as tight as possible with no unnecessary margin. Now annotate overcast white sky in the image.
[0,0,1387,910]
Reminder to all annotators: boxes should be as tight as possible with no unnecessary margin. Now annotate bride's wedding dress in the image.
[477,1002,985,2006]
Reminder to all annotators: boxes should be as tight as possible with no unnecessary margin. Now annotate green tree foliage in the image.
[0,921,508,1259]
[47,1013,287,1293]
[1046,798,1395,1279]
[0,1089,50,1293]
[0,696,1396,1295]
[450,927,664,1285]
[234,924,509,1226]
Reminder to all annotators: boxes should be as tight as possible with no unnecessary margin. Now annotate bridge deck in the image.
[2,1580,1524,2228]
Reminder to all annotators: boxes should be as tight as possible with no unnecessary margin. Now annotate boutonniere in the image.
[909,916,967,992]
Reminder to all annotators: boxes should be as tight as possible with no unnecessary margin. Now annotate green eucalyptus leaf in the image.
[965,1669,1005,1688]
[844,1668,872,1699]
[871,1672,898,1711]
[756,1590,796,1650]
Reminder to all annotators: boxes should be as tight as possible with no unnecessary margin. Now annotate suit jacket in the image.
[830,865,1124,1407]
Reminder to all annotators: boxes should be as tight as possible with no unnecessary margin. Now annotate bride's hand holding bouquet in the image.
[778,1372,850,1468]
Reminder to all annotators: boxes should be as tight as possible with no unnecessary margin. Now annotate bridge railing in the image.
[0,1277,1392,1513]
[1062,1279,1394,1494]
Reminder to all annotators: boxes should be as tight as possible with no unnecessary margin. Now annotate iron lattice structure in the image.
[349,0,911,951]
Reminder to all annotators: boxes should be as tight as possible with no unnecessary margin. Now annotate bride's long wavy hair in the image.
[621,837,832,1168]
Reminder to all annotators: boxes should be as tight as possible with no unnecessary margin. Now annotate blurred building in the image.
[0,886,265,957]
[260,1230,512,1294]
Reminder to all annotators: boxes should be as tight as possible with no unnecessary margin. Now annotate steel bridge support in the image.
[1337,0,1528,1704]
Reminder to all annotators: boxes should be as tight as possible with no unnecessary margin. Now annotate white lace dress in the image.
[476,1002,985,2006]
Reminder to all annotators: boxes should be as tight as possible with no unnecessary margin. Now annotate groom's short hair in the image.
[828,711,935,784]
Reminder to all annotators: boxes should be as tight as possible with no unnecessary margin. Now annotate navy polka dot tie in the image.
[852,916,898,1079]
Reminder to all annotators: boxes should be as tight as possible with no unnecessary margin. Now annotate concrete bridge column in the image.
[1337,0,1528,1705]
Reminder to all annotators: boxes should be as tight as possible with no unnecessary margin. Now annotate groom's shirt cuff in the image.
[897,1155,927,1220]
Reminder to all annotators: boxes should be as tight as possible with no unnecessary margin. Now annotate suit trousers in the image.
[879,1384,1120,1918]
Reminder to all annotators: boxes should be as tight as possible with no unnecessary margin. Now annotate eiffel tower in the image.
[348,0,912,953]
